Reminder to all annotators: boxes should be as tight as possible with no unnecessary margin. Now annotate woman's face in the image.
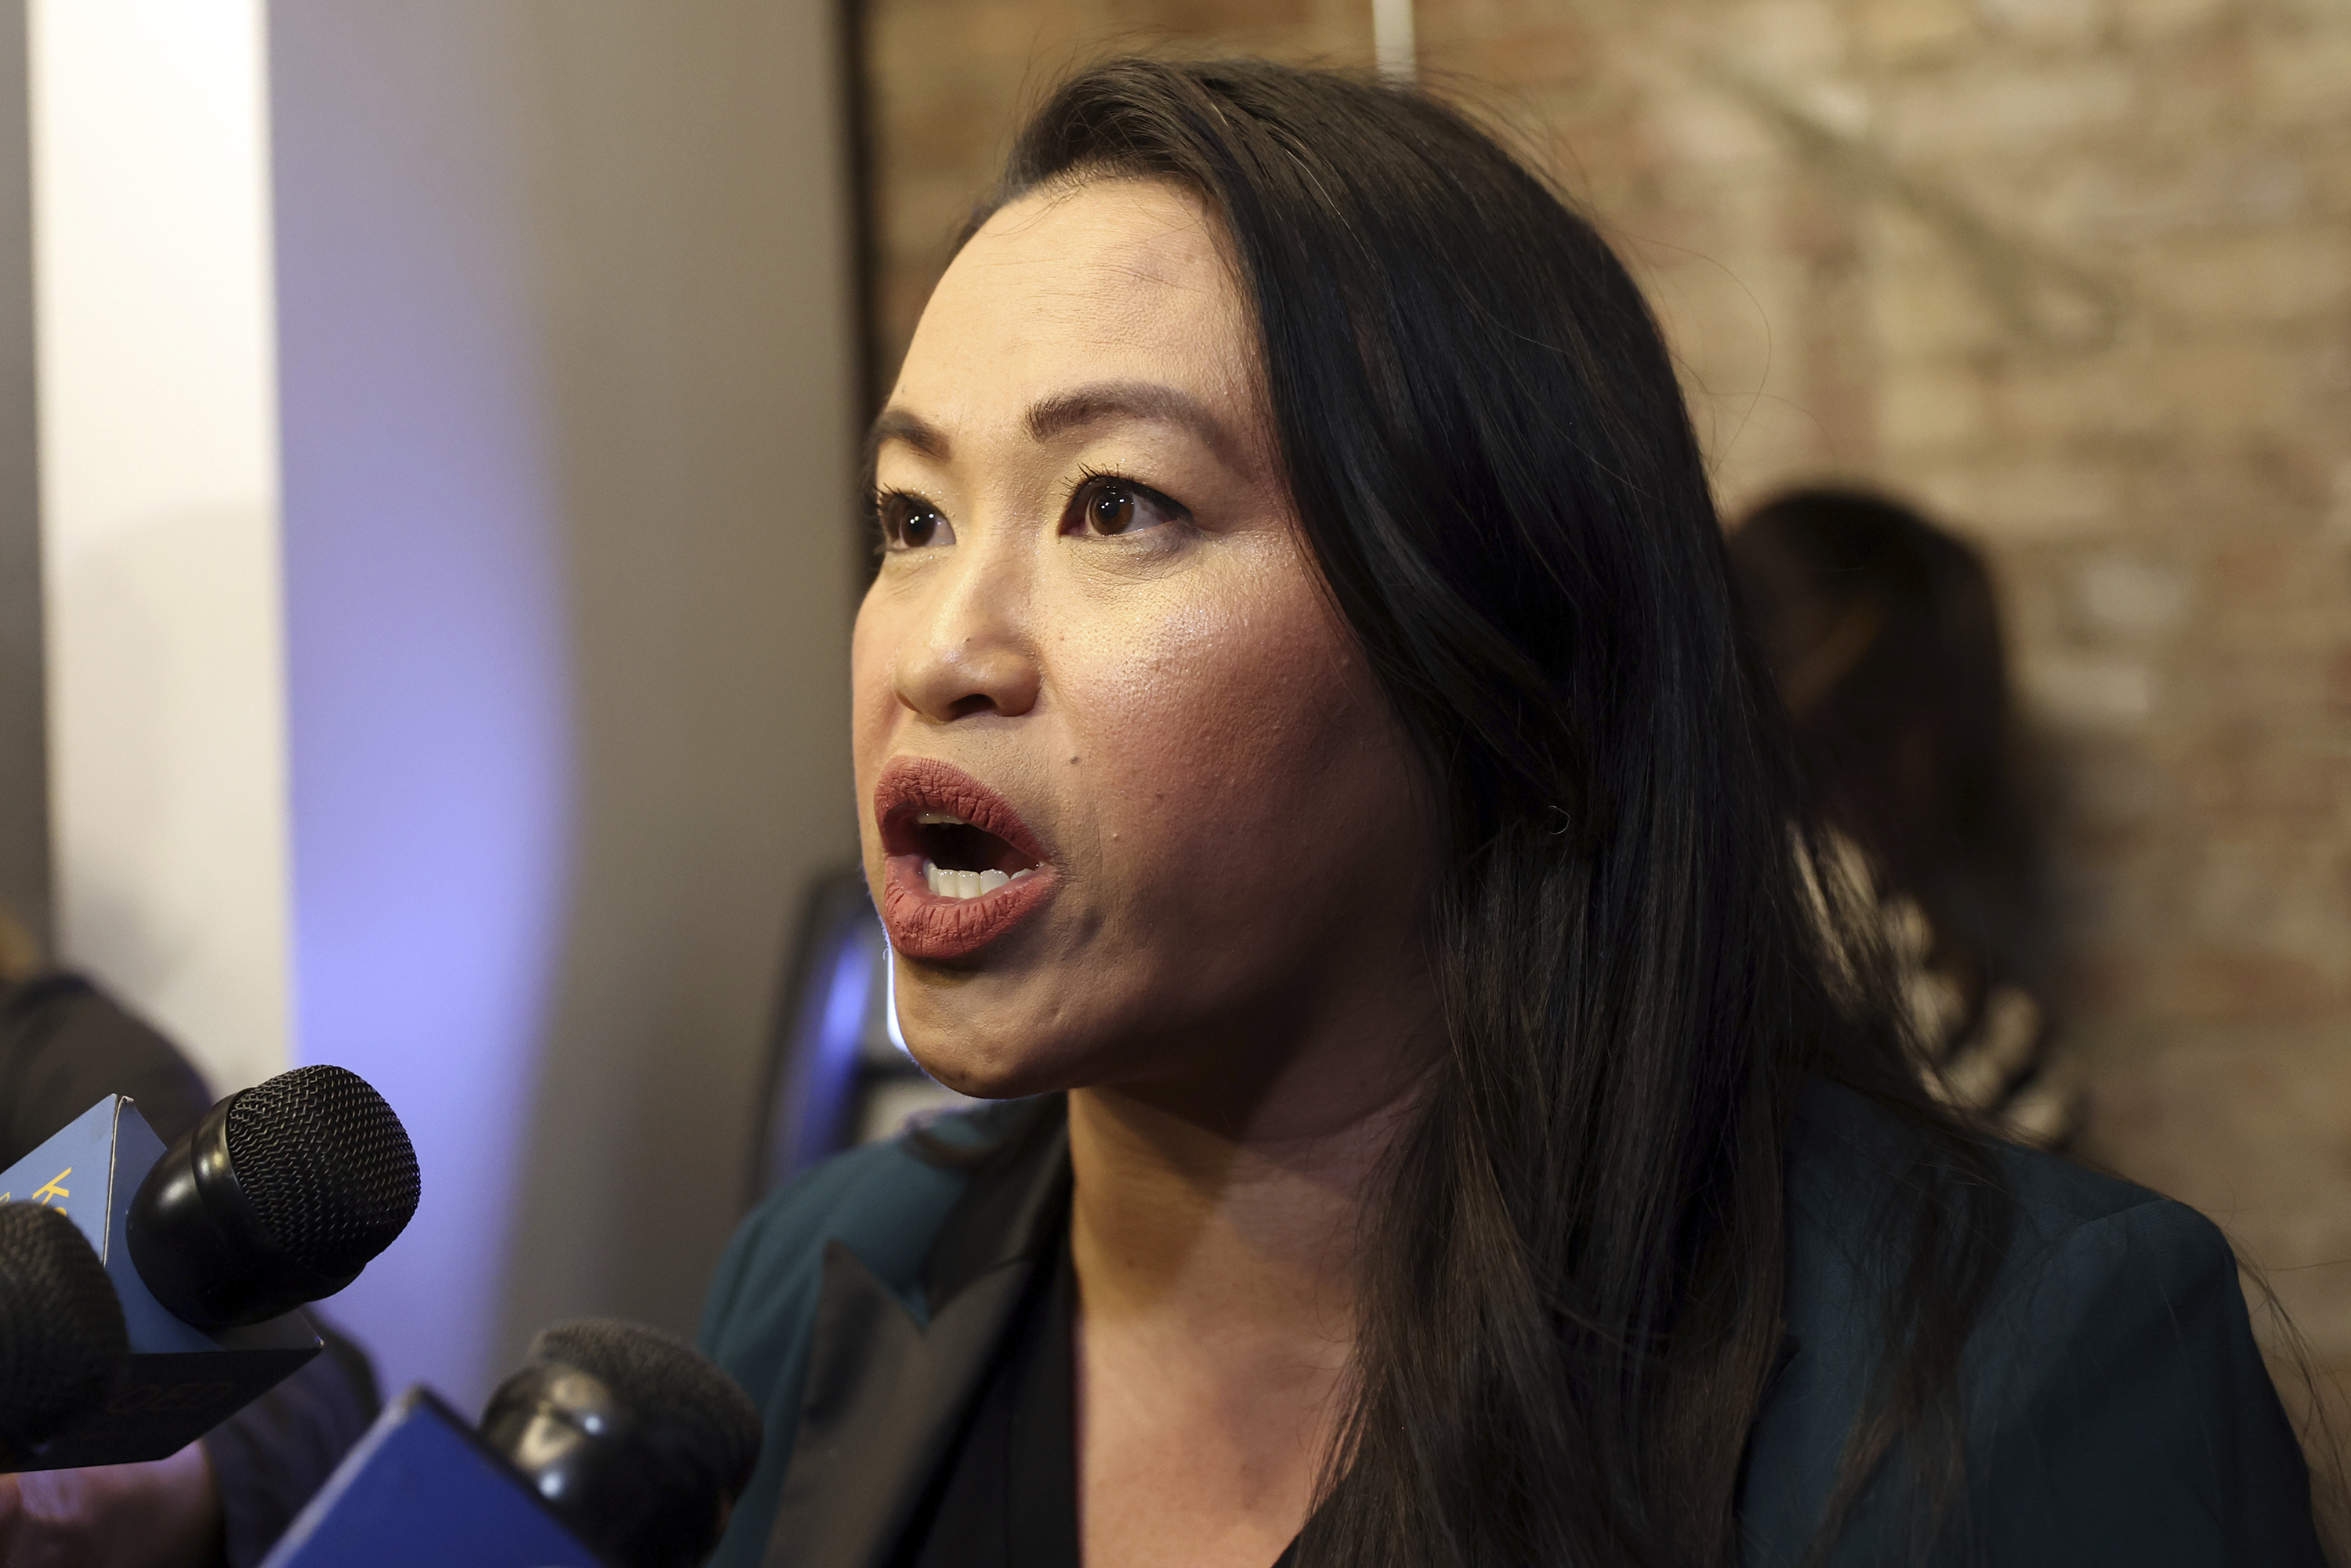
[855,178,1432,1107]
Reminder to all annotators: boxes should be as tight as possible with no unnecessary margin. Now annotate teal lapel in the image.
[765,1106,1070,1568]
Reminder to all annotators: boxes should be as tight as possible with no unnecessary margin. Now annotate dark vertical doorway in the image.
[0,0,48,947]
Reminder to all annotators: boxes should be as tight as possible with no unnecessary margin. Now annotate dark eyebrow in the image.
[1027,381,1248,471]
[867,407,948,467]
[868,380,1250,475]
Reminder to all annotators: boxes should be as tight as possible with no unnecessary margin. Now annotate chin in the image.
[904,1036,1070,1102]
[891,933,1182,1102]
[890,939,1125,1101]
[894,986,1084,1100]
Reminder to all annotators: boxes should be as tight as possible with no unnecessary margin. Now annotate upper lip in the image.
[873,756,1051,869]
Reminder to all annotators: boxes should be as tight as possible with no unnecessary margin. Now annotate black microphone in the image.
[0,1202,129,1468]
[481,1320,764,1568]
[263,1318,763,1568]
[129,1064,420,1329]
[0,1064,420,1469]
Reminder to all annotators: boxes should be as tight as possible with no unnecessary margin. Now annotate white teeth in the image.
[922,860,1037,900]
[914,811,967,826]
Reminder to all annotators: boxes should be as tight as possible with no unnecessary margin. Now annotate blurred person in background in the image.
[0,909,381,1568]
[699,56,2324,1568]
[1729,487,2081,1148]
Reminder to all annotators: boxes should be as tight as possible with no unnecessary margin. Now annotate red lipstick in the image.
[872,756,1058,961]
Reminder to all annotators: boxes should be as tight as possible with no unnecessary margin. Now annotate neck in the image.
[1061,943,1437,1559]
[1066,1015,1426,1359]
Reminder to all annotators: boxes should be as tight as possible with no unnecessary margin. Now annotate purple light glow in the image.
[792,930,876,1174]
[272,8,574,1410]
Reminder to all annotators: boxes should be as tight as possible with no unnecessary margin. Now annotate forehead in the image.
[893,179,1254,416]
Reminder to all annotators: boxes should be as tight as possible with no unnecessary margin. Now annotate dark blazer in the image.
[697,1086,2325,1568]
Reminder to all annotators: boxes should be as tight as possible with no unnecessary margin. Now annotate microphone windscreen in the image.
[0,1202,128,1453]
[529,1319,763,1501]
[229,1065,420,1279]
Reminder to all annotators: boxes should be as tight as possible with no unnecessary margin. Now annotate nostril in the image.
[946,693,1000,719]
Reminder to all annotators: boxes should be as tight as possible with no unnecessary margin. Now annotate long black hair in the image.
[970,59,2010,1567]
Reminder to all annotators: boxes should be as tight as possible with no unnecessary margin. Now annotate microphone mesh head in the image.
[0,1203,127,1445]
[531,1318,763,1498]
[226,1064,421,1278]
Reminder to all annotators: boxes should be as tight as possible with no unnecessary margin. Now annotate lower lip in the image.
[878,854,1059,961]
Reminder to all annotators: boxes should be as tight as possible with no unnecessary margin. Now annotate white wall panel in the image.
[29,0,290,1096]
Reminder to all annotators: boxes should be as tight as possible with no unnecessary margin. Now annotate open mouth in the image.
[872,756,1058,960]
[904,813,1042,900]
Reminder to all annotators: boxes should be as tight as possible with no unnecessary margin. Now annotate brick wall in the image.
[860,0,1375,385]
[858,0,2351,1373]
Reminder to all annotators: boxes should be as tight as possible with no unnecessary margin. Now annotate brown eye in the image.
[1067,476,1185,538]
[879,491,954,551]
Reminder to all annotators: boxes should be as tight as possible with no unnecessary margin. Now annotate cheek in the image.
[849,596,904,848]
[1066,564,1395,892]
[849,596,898,758]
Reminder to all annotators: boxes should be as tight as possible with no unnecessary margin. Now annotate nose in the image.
[891,539,1041,722]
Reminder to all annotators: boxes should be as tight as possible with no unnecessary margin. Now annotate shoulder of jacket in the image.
[1792,1079,2168,1233]
[1751,1088,2270,1563]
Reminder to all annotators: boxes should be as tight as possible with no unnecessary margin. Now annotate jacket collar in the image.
[918,1101,1072,1316]
[766,1099,1071,1568]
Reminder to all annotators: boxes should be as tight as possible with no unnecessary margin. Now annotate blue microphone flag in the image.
[0,1096,321,1468]
[261,1386,602,1568]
